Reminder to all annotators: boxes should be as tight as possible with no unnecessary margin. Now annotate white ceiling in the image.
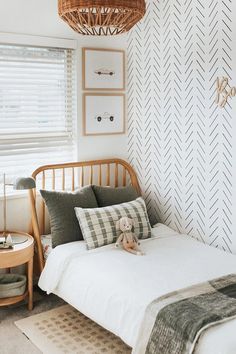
[0,0,79,38]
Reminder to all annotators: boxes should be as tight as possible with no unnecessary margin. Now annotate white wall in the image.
[76,38,127,162]
[0,0,127,231]
[127,0,236,253]
[232,2,236,253]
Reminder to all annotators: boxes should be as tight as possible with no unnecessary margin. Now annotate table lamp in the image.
[1,174,36,248]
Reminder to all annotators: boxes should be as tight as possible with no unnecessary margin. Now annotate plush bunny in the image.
[115,216,144,256]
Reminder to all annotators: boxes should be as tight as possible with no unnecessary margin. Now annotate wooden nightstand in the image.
[0,231,34,310]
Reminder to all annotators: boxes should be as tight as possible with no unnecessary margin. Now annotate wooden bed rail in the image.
[30,158,141,273]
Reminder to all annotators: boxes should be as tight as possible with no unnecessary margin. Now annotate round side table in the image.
[0,231,34,310]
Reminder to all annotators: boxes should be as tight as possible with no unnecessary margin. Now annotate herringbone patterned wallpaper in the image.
[127,0,233,252]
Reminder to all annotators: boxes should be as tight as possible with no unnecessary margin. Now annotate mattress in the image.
[39,224,236,354]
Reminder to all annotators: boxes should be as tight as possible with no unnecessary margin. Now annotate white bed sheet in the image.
[39,224,236,354]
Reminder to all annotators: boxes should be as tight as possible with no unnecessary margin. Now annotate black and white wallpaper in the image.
[127,0,235,252]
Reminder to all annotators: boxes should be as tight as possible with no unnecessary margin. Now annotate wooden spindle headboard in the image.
[30,158,141,273]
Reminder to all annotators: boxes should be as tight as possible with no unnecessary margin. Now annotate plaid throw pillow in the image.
[75,197,151,250]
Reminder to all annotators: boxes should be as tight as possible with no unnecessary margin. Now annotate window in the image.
[0,43,76,183]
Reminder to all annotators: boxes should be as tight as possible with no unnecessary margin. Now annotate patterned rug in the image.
[15,304,131,354]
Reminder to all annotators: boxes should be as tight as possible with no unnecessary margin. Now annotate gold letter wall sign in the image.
[216,77,236,108]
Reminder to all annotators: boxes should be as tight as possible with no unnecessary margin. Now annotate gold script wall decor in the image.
[216,77,236,108]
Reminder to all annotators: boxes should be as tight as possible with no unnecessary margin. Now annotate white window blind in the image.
[0,43,76,183]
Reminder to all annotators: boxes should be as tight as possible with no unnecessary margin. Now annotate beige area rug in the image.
[15,304,131,354]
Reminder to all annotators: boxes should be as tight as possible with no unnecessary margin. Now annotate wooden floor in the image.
[0,287,64,354]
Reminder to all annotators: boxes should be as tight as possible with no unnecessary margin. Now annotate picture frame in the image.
[83,93,125,136]
[82,48,125,91]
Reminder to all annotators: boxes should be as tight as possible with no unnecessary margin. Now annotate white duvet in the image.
[39,224,236,354]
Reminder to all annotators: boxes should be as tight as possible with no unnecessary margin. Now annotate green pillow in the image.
[92,185,139,207]
[40,186,98,248]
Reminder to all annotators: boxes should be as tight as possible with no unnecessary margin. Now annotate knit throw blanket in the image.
[133,274,236,354]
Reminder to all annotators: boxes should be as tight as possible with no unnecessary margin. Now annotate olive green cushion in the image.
[40,186,98,248]
[92,185,139,207]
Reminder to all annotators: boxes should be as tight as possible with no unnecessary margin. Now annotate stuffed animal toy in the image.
[115,216,144,256]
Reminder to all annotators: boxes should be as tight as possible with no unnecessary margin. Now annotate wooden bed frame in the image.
[30,158,141,273]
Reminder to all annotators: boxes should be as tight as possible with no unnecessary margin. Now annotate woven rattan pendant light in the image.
[58,0,146,35]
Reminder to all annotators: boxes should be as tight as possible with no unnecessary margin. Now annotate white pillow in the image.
[75,197,151,250]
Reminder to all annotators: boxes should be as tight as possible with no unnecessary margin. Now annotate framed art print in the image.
[82,48,125,91]
[83,93,125,136]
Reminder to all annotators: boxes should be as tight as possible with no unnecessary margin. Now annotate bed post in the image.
[118,159,142,196]
[29,188,44,273]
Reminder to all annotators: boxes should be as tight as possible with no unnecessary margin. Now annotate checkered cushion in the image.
[75,197,151,250]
